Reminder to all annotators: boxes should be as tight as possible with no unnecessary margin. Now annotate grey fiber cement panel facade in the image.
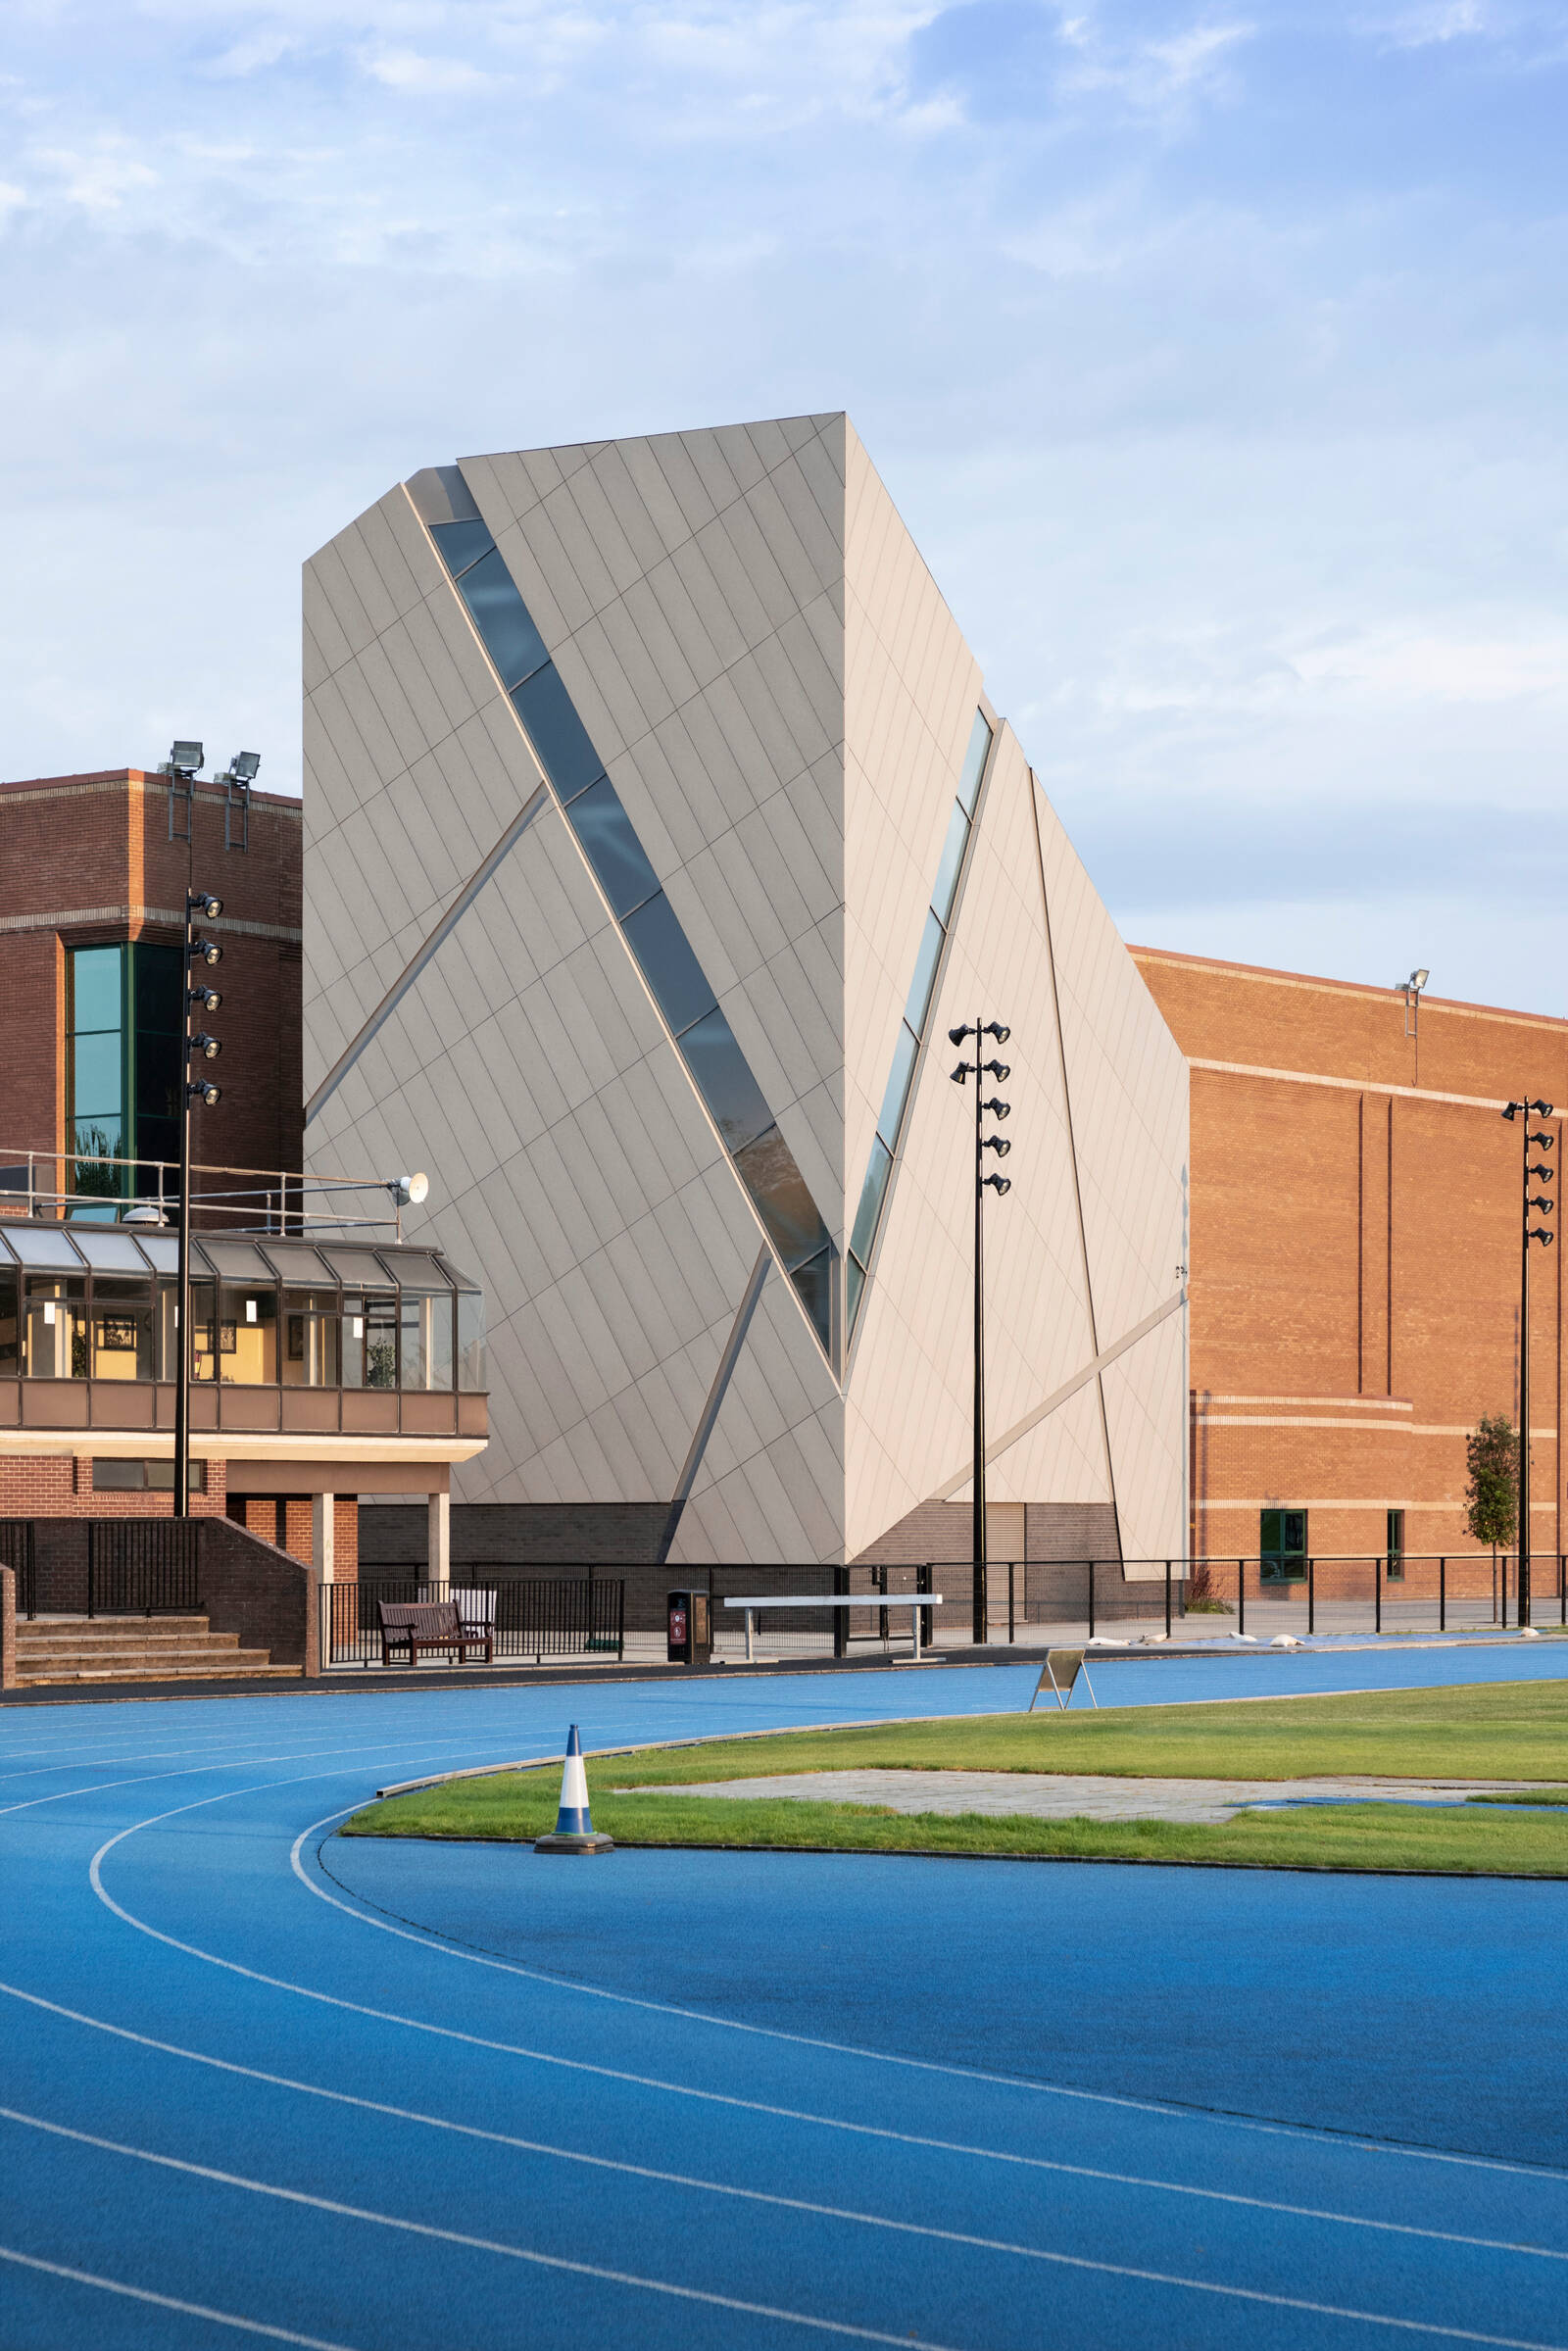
[304,415,1189,1568]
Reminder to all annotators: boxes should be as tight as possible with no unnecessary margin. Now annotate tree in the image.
[1465,1414,1518,1616]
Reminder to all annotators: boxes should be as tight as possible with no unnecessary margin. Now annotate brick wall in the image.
[0,767,302,1183]
[1134,947,1568,1567]
[199,1515,317,1672]
[358,1500,670,1566]
[0,1455,227,1517]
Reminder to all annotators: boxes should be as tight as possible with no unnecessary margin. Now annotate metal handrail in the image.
[0,1144,405,1237]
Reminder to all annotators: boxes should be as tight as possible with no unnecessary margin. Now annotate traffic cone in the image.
[534,1725,614,1854]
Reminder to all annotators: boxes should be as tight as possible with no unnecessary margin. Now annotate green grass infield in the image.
[342,1680,1568,1876]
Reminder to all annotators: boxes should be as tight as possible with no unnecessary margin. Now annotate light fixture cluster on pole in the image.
[164,740,237,1521]
[1501,1095,1554,1625]
[951,1019,1012,1644]
[1399,967,1430,1081]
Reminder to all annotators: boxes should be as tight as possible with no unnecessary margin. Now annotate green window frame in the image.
[1259,1507,1308,1583]
[1386,1507,1405,1580]
[67,943,183,1214]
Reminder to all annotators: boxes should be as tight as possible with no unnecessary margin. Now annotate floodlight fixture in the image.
[983,1136,1010,1155]
[1528,1163,1554,1180]
[982,1021,1010,1043]
[191,937,222,966]
[949,1024,976,1045]
[1404,968,1429,992]
[169,740,203,775]
[1532,1132,1555,1149]
[190,985,221,1013]
[388,1172,430,1206]
[1530,1099,1555,1116]
[981,1097,1010,1119]
[1532,1228,1556,1247]
[1502,1102,1520,1121]
[190,1080,221,1108]
[230,752,261,782]
[193,1033,221,1060]
[189,890,222,920]
[982,1059,1010,1080]
[950,1063,970,1084]
[984,1173,1011,1195]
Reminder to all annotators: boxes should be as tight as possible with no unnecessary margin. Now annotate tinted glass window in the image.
[903,910,945,1038]
[929,801,970,928]
[457,1291,486,1391]
[621,892,716,1037]
[566,776,661,916]
[790,1249,832,1351]
[956,709,993,815]
[0,1264,20,1370]
[512,663,606,802]
[429,518,496,576]
[876,1022,918,1151]
[72,947,122,1034]
[457,549,550,688]
[678,1008,773,1152]
[851,1138,893,1264]
[846,1252,864,1332]
[73,1031,121,1118]
[733,1126,830,1271]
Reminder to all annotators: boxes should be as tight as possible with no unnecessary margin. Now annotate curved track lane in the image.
[5,1655,1568,2350]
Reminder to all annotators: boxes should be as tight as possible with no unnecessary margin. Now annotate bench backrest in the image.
[451,1587,498,1627]
[377,1599,461,1635]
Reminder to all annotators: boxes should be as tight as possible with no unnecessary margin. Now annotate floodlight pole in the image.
[1502,1096,1556,1627]
[1519,1102,1530,1628]
[951,1019,1012,1645]
[972,1012,986,1635]
[170,756,231,1519]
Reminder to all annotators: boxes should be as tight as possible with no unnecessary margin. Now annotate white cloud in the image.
[361,47,488,93]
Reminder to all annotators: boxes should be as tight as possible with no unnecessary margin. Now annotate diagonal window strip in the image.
[846,709,994,1336]
[408,465,836,1357]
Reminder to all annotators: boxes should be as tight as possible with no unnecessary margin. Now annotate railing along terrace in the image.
[995,1553,1567,1641]
[318,1552,1562,1672]
[324,1571,626,1668]
[0,1145,410,1239]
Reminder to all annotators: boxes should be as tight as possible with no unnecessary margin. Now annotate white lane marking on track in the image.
[0,1732,562,1818]
[300,1805,1568,2186]
[1,2103,1561,2351]
[0,2243,360,2348]
[83,1772,1568,2186]
[0,2106,961,2350]
[5,1975,1567,2269]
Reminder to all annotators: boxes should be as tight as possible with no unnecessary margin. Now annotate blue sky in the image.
[3,1,1565,1011]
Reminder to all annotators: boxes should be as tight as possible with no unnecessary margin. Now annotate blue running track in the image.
[4,1647,1568,2350]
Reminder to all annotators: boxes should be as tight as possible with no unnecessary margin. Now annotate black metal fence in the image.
[0,1521,35,1621]
[987,1554,1568,1641]
[318,1550,1567,1669]
[84,1520,202,1618]
[324,1570,625,1668]
[2,1518,201,1620]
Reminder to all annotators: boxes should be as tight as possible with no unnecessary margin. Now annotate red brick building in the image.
[0,767,487,1652]
[0,764,302,1199]
[1133,948,1565,1595]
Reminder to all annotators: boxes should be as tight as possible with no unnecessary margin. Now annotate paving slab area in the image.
[624,1766,1551,1822]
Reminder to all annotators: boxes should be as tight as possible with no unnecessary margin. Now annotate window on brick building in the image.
[67,942,184,1213]
[1386,1508,1405,1580]
[1259,1507,1308,1582]
[92,1458,205,1492]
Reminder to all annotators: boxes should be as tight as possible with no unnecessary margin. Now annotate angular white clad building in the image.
[302,415,1189,1583]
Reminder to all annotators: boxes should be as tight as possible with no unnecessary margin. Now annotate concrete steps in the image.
[15,1614,299,1685]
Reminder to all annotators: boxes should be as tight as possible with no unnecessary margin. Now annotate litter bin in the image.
[667,1588,712,1666]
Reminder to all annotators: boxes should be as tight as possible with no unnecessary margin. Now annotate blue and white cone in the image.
[534,1724,614,1854]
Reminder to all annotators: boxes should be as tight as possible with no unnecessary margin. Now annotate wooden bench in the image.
[376,1597,494,1669]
